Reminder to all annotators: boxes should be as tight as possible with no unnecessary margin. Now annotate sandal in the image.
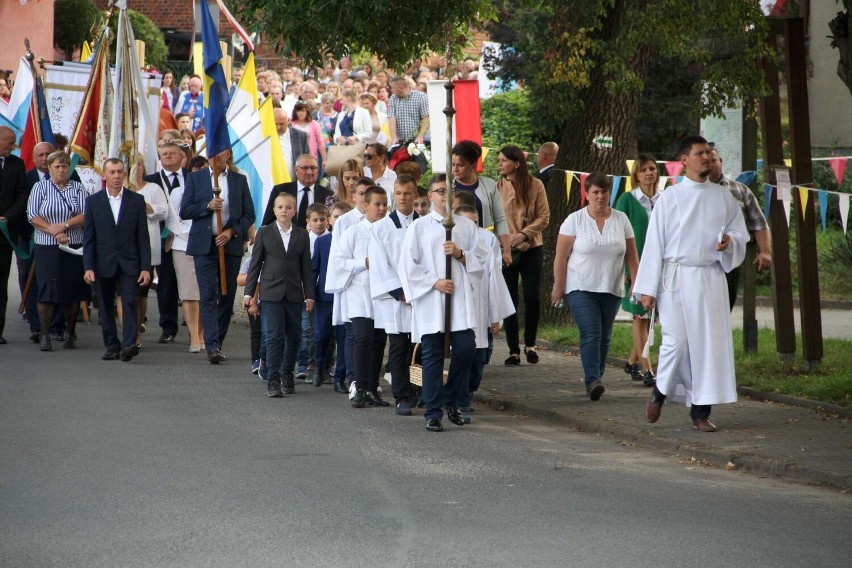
[504,353,521,366]
[524,347,539,364]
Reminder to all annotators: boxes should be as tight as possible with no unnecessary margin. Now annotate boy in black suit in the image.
[243,193,315,397]
[83,159,152,361]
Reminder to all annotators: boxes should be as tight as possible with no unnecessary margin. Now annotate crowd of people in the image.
[0,52,772,433]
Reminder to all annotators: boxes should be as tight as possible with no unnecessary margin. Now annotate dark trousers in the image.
[96,268,140,350]
[193,243,241,351]
[314,300,334,372]
[350,317,386,392]
[263,300,302,382]
[344,321,356,384]
[420,329,475,421]
[458,332,492,408]
[567,290,621,388]
[249,309,262,360]
[502,246,543,353]
[333,324,347,384]
[725,266,740,312]
[387,332,413,403]
[156,245,179,336]
[0,243,11,336]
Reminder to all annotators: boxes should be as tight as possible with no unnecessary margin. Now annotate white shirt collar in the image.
[107,189,124,200]
[277,222,293,235]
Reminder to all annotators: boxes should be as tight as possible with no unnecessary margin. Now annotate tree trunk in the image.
[539,1,654,326]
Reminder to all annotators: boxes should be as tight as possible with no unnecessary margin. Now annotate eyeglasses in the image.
[297,166,319,171]
[431,188,447,196]
[364,154,376,159]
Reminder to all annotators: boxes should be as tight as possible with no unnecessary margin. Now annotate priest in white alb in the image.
[633,135,748,432]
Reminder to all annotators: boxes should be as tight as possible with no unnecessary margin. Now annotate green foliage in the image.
[480,90,536,150]
[124,10,168,69]
[227,0,496,69]
[54,0,100,59]
[636,56,700,157]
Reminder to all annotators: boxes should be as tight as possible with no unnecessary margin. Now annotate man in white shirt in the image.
[274,108,309,182]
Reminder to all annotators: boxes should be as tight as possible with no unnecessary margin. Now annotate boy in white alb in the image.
[328,186,390,408]
[369,175,421,416]
[398,174,483,432]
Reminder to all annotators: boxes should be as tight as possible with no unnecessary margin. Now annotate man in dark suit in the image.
[244,192,315,397]
[143,140,186,344]
[0,126,30,344]
[535,142,558,188]
[262,154,333,228]
[22,142,75,342]
[83,158,152,361]
[274,107,309,181]
[180,149,255,363]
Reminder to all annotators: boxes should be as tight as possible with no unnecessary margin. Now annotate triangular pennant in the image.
[565,171,573,203]
[782,195,791,226]
[481,147,490,162]
[798,186,809,221]
[839,194,850,234]
[610,176,622,206]
[580,173,588,205]
[625,160,635,191]
[676,176,684,184]
[829,158,847,186]
[818,191,828,232]
[657,176,668,191]
[784,158,792,168]
[763,184,772,220]
[665,161,684,178]
[735,171,757,186]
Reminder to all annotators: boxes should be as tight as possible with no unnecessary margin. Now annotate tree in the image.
[54,0,100,60]
[109,9,169,69]
[227,0,495,69]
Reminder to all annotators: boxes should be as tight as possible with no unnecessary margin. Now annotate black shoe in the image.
[207,348,224,364]
[51,332,66,342]
[63,334,77,349]
[365,390,390,407]
[631,365,645,382]
[624,361,637,376]
[504,353,521,366]
[395,400,413,416]
[524,347,539,364]
[446,406,465,426]
[267,380,283,398]
[587,380,605,401]
[426,418,444,432]
[120,345,139,362]
[311,370,322,387]
[158,333,176,344]
[334,381,348,394]
[102,349,120,360]
[282,375,296,394]
[351,390,367,408]
[0,336,6,344]
[39,334,52,352]
[30,332,40,343]
[642,370,656,388]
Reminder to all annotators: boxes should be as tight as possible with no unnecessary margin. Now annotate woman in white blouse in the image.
[333,89,372,145]
[550,172,639,401]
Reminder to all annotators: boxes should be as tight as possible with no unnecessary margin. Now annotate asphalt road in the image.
[1,310,850,567]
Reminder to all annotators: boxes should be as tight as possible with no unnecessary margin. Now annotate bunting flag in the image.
[610,176,622,206]
[565,171,573,202]
[200,0,231,158]
[763,184,772,220]
[784,158,792,168]
[818,191,828,232]
[69,26,113,171]
[227,53,273,226]
[782,195,791,226]
[657,176,668,191]
[579,173,588,205]
[453,79,482,171]
[258,97,289,184]
[798,186,809,221]
[736,171,757,186]
[481,147,490,162]
[625,160,635,190]
[829,158,847,186]
[839,194,849,234]
[665,161,683,178]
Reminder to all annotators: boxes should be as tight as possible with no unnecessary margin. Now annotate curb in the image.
[471,390,852,492]
[536,340,850,416]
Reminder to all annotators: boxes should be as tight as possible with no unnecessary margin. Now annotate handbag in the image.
[325,143,365,176]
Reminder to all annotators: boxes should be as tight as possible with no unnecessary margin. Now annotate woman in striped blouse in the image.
[26,151,88,351]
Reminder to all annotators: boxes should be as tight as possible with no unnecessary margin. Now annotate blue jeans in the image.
[420,330,475,421]
[297,306,314,371]
[566,291,621,388]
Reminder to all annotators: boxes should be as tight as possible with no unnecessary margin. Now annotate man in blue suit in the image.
[83,159,151,361]
[180,149,255,363]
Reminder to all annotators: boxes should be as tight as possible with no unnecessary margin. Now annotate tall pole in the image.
[211,157,228,296]
[442,42,456,358]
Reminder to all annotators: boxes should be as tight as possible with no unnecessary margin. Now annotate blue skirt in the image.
[34,244,89,303]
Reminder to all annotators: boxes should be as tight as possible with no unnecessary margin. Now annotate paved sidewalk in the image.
[471,345,852,491]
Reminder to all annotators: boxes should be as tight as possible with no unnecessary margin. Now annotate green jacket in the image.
[615,191,651,315]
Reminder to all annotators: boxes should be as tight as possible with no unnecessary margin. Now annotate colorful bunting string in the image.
[665,161,684,178]
[829,158,847,186]
[818,191,828,232]
[610,176,622,206]
[579,173,588,206]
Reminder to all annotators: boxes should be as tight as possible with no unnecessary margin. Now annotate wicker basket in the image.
[409,343,449,387]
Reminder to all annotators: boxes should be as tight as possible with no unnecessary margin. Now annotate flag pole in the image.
[211,157,228,296]
[442,38,456,358]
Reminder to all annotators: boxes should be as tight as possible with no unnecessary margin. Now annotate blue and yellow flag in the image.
[200,0,230,158]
